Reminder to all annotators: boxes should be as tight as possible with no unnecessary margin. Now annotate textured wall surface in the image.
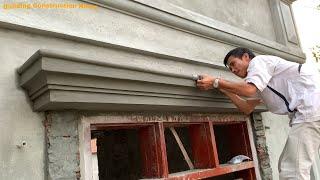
[0,31,45,180]
[0,0,233,65]
[261,112,320,180]
[45,111,80,180]
[251,113,273,180]
[141,0,277,41]
[261,112,290,180]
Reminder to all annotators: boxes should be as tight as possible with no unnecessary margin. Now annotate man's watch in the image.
[213,78,220,88]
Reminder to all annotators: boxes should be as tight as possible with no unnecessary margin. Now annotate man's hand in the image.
[196,74,216,90]
[196,74,258,97]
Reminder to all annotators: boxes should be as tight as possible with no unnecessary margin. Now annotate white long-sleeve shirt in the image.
[245,55,320,125]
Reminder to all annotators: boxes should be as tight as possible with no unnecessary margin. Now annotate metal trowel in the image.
[228,155,251,164]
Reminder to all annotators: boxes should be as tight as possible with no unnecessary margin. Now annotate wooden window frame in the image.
[78,115,261,180]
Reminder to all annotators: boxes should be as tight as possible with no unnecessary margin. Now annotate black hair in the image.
[223,47,256,67]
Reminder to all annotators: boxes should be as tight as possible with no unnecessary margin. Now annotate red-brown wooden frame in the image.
[139,123,169,178]
[89,118,258,179]
[189,121,219,169]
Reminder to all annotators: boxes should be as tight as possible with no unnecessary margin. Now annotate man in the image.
[196,47,320,180]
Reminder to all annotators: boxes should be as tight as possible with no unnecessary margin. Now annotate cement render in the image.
[0,0,235,66]
[46,111,80,180]
[139,0,277,42]
[261,112,290,180]
[262,112,320,180]
[0,31,45,180]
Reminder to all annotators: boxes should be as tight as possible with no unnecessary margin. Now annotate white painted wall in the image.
[262,112,290,180]
[262,112,320,180]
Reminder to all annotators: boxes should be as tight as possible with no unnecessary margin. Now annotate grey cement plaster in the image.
[0,0,305,64]
[92,0,305,61]
[18,49,267,112]
[281,0,297,5]
[262,112,291,180]
[139,0,277,42]
[0,33,45,180]
[0,0,238,66]
[262,112,320,180]
[269,0,288,45]
[280,2,299,44]
[46,111,80,180]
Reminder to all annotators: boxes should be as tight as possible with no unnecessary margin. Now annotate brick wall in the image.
[251,113,273,180]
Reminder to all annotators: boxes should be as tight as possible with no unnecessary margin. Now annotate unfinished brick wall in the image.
[45,111,81,180]
[251,113,273,180]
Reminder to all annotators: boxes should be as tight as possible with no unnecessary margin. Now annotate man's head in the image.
[223,47,255,78]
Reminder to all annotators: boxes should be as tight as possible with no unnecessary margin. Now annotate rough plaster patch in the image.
[46,111,80,180]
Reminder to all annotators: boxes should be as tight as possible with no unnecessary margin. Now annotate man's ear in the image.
[242,53,250,62]
[242,53,249,59]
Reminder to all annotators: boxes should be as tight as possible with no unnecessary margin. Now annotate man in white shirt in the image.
[197,47,320,180]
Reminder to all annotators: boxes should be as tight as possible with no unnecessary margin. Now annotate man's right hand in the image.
[196,74,215,91]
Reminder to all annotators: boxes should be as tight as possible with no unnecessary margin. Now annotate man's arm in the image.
[196,75,258,97]
[219,89,262,115]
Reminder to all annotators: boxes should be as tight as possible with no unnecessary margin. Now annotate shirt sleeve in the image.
[245,56,275,92]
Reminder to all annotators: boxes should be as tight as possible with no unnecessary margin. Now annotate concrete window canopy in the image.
[18,49,267,113]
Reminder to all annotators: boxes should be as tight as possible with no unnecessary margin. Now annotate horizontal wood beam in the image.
[166,162,254,180]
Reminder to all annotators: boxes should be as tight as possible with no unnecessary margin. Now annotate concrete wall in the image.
[262,112,320,180]
[262,112,290,180]
[141,0,277,41]
[0,0,309,179]
[0,31,46,179]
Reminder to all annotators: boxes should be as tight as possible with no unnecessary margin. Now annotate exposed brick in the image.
[251,113,273,180]
[253,113,263,120]
[255,130,266,137]
[45,111,80,180]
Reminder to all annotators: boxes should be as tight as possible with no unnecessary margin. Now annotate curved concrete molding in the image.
[86,0,305,63]
[281,0,297,5]
[18,49,266,112]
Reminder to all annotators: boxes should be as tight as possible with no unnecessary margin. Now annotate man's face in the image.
[226,54,250,78]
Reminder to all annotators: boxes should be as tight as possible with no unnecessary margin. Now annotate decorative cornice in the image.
[18,49,267,112]
[281,0,297,5]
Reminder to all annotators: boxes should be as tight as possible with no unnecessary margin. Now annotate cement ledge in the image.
[18,49,267,112]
